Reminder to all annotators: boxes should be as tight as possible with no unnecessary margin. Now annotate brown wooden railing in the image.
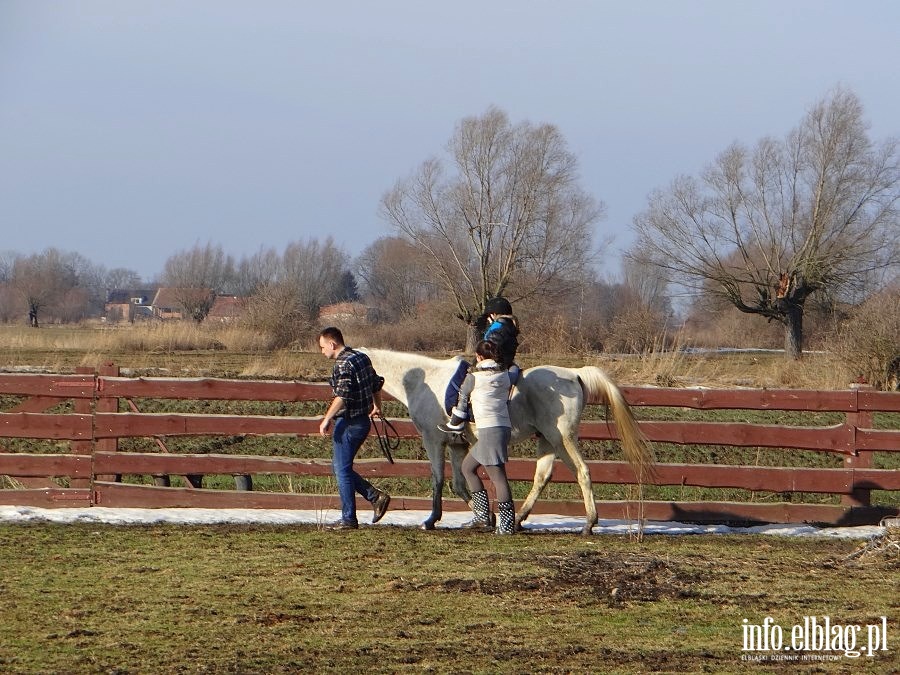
[1,364,898,525]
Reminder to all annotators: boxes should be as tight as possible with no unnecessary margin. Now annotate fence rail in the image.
[1,364,898,526]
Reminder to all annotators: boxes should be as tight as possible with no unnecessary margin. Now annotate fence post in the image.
[842,384,874,508]
[95,363,121,483]
[70,366,94,490]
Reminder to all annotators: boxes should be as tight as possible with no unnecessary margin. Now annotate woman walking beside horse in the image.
[459,339,517,534]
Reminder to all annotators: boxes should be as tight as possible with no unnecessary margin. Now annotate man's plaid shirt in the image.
[328,348,383,419]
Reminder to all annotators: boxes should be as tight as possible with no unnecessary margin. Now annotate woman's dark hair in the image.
[475,339,498,360]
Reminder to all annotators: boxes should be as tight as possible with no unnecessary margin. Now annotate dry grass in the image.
[1,322,270,353]
[0,323,863,389]
[845,526,900,565]
[0,323,328,379]
[239,350,332,381]
[587,349,854,390]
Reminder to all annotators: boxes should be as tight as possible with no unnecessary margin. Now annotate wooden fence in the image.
[1,363,898,526]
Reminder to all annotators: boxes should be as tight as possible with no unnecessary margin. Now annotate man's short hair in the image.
[319,326,344,345]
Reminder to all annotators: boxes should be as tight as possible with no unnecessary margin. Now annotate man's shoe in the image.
[372,491,391,524]
[328,521,358,530]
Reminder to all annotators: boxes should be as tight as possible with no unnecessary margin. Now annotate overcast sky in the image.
[1,1,898,282]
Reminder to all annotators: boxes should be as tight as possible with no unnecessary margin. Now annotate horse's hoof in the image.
[420,521,436,531]
[580,525,594,536]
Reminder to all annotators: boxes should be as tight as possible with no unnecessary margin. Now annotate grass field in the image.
[0,524,897,674]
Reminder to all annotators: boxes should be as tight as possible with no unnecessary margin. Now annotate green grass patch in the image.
[0,524,895,673]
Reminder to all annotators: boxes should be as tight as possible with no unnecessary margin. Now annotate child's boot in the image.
[495,500,516,535]
[461,489,494,531]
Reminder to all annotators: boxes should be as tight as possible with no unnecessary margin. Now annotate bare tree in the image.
[621,259,670,317]
[629,88,900,358]
[0,284,18,323]
[557,271,673,354]
[234,246,281,297]
[11,249,78,326]
[3,250,122,323]
[279,237,349,320]
[831,284,900,389]
[337,271,360,303]
[62,252,108,318]
[0,252,20,322]
[0,251,16,283]
[242,280,311,347]
[104,267,144,291]
[380,107,604,346]
[162,242,235,321]
[356,236,439,320]
[237,239,351,344]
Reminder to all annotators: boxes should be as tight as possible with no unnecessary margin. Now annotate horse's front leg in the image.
[419,433,447,530]
[423,467,443,531]
[420,437,470,530]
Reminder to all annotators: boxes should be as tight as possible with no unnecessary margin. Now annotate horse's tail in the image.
[574,366,656,482]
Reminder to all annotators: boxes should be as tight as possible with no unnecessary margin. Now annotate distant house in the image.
[318,301,376,325]
[150,288,186,320]
[207,295,246,323]
[104,289,156,323]
[151,288,214,321]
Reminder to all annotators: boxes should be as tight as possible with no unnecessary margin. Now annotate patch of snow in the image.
[0,506,885,539]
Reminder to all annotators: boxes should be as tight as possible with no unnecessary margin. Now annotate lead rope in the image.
[372,413,399,464]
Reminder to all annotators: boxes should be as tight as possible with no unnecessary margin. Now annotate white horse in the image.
[364,349,654,534]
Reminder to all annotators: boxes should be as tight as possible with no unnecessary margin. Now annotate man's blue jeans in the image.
[332,415,378,525]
